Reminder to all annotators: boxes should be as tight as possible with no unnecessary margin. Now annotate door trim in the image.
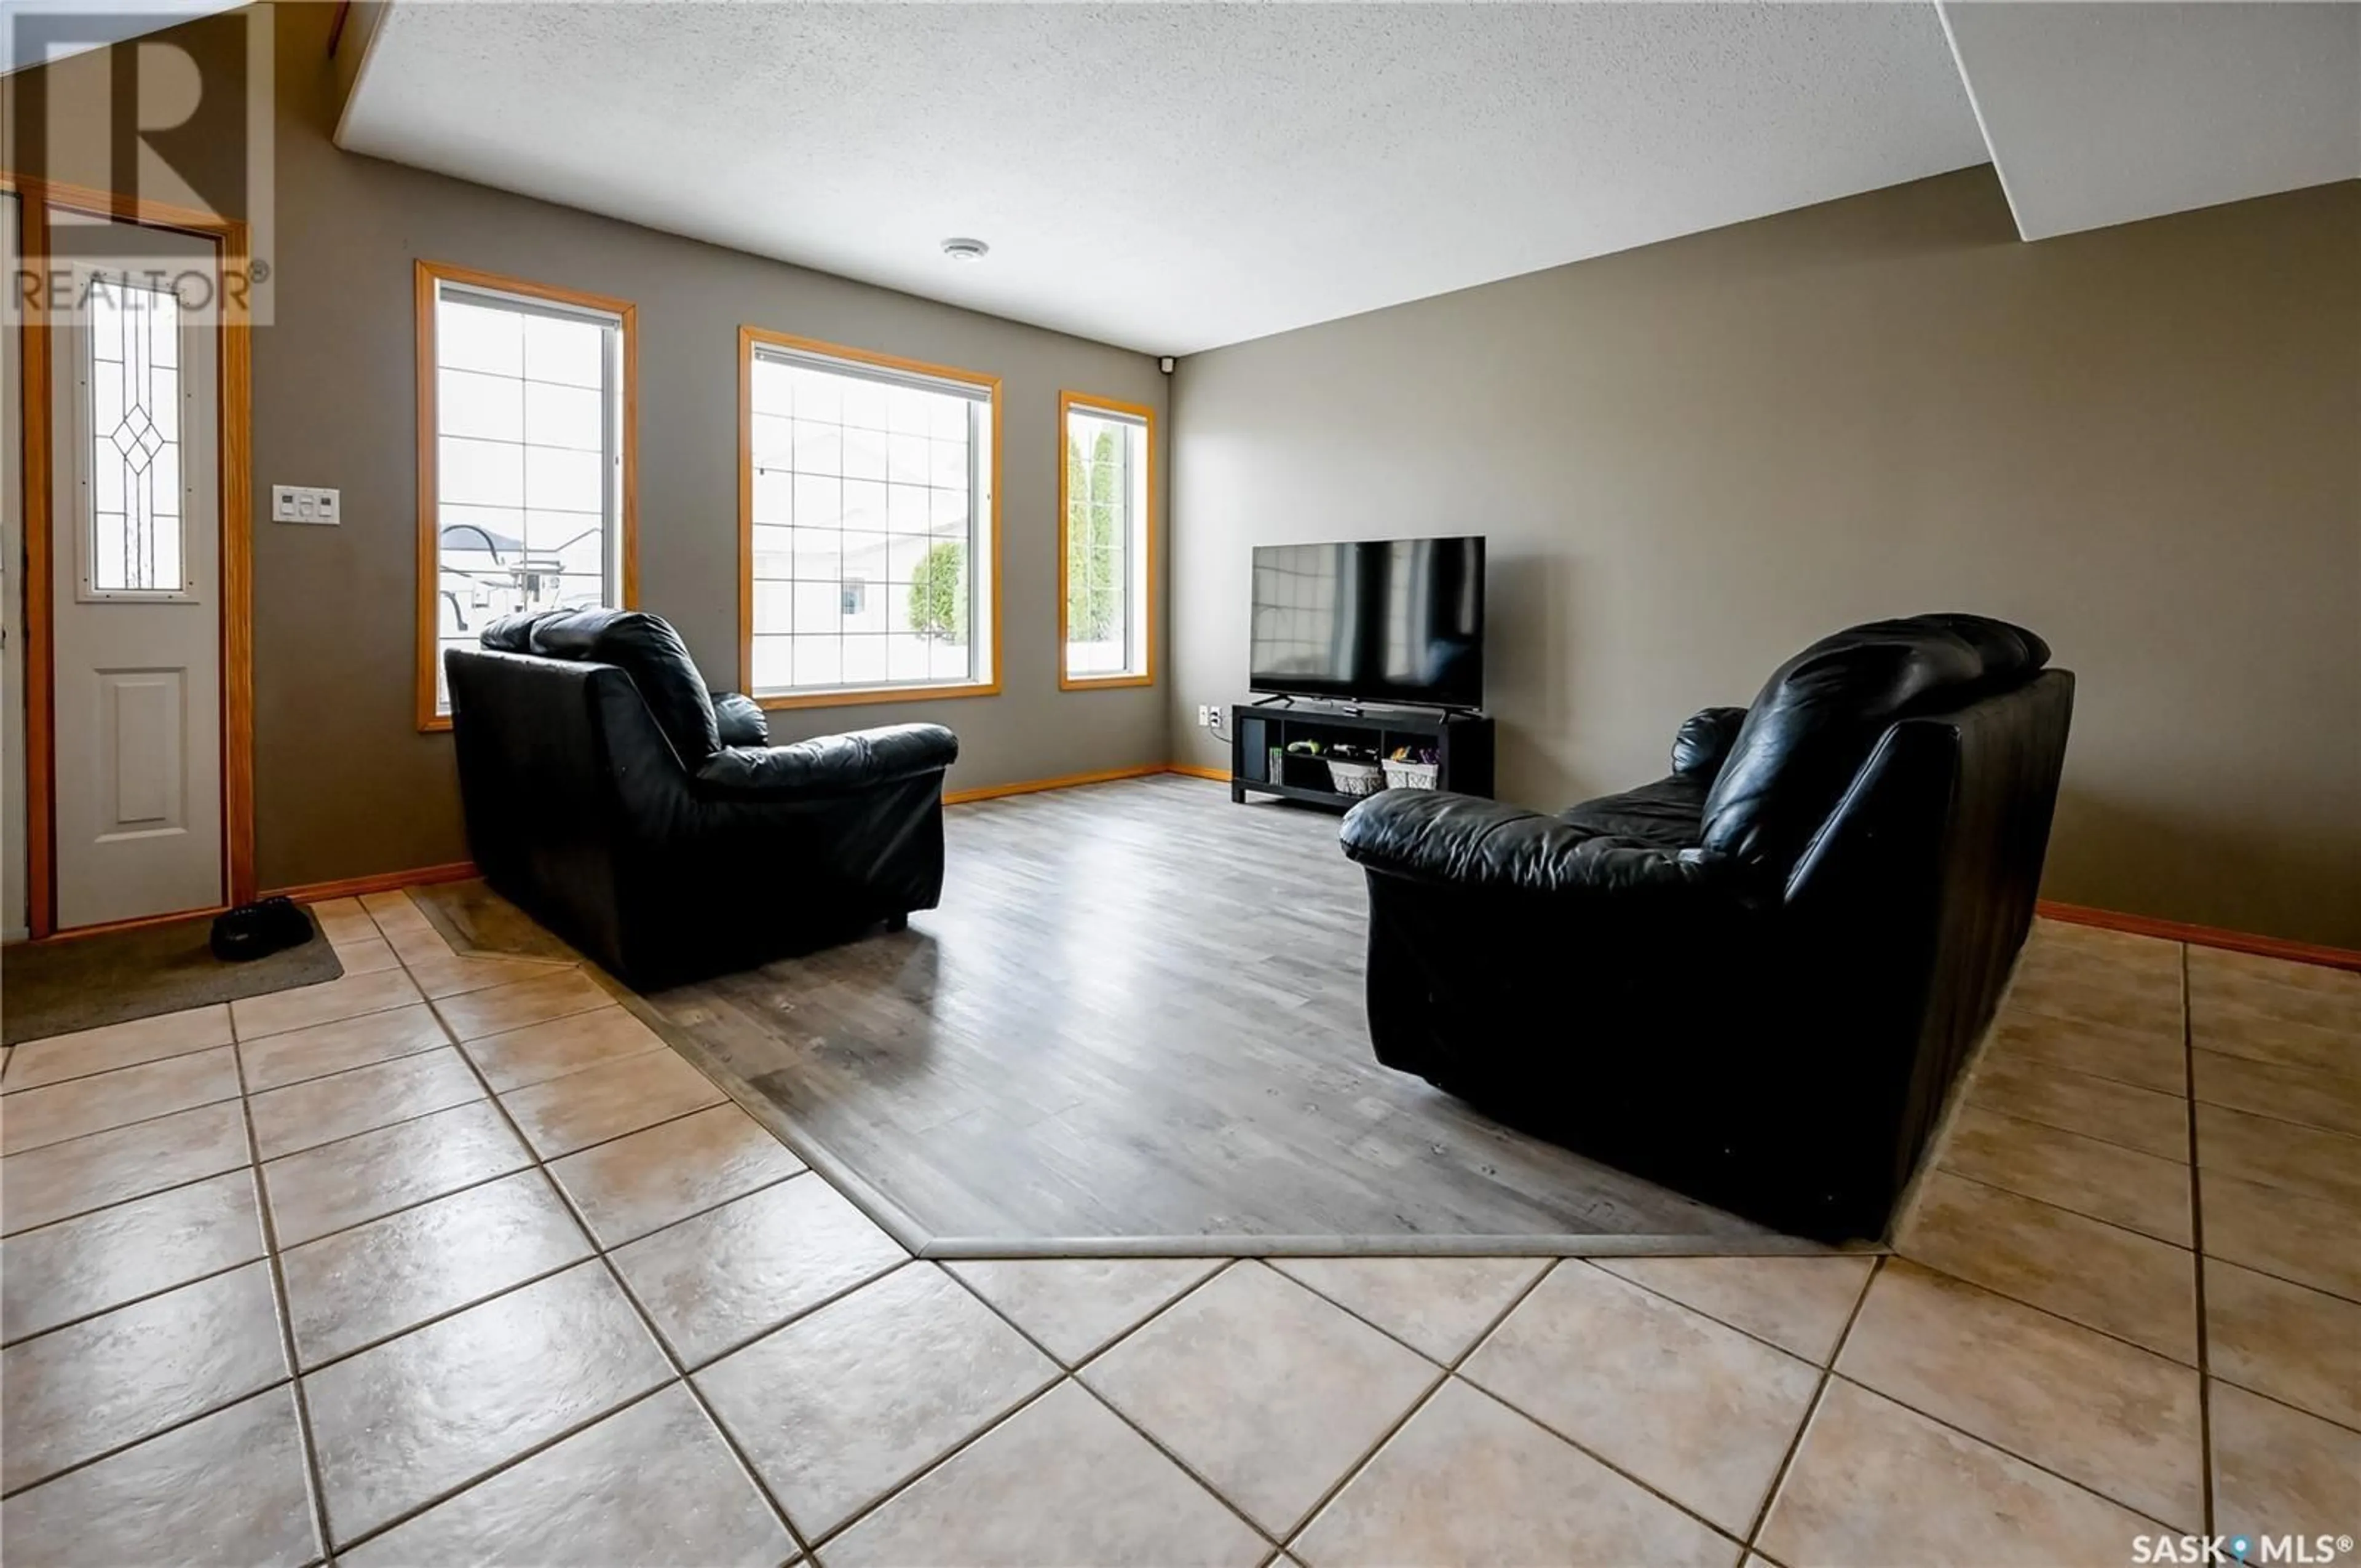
[2,170,254,936]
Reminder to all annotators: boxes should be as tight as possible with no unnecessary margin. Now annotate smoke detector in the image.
[940,237,990,262]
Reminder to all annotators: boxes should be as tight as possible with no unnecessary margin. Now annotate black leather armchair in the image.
[446,609,957,989]
[1339,614,2073,1240]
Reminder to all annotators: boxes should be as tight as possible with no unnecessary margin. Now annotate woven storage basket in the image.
[1382,759,1441,790]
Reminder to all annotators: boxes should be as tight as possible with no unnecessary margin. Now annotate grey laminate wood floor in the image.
[643,774,1771,1247]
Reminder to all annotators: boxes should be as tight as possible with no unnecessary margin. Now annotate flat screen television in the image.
[1249,536,1485,708]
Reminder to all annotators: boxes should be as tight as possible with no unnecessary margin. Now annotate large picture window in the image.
[740,329,999,706]
[1058,392,1154,687]
[415,262,635,728]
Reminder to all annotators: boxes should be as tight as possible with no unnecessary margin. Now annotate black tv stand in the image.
[1228,703,1494,811]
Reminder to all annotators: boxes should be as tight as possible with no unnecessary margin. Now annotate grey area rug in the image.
[2,911,341,1045]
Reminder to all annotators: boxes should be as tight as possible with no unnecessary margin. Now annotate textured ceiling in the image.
[1941,1,2361,243]
[338,2,1989,355]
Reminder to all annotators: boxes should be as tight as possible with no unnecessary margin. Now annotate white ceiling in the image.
[339,2,1991,356]
[1940,1,2361,243]
[341,1,2361,357]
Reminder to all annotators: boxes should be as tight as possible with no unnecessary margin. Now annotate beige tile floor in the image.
[1,905,2355,1566]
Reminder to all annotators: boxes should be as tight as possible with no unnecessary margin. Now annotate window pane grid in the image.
[432,281,622,713]
[748,344,991,698]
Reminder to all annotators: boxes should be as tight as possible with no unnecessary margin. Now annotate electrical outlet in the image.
[271,484,341,524]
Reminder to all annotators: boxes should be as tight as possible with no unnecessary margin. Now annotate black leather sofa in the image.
[445,609,958,989]
[1339,614,2073,1240]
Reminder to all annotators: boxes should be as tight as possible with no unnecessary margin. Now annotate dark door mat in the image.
[2,911,342,1046]
[408,878,580,963]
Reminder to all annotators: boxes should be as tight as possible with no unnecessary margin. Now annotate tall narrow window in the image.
[741,329,999,706]
[416,263,635,728]
[84,278,185,596]
[1059,392,1153,688]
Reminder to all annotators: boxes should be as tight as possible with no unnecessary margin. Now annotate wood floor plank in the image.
[645,776,1770,1245]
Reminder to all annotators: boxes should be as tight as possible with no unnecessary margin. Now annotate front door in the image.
[48,219,224,929]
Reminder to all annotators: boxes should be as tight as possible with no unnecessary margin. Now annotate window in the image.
[741,329,999,706]
[1059,392,1153,687]
[415,262,635,728]
[82,278,186,597]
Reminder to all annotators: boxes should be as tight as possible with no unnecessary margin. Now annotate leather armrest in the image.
[1339,789,1723,897]
[1671,706,1748,779]
[694,722,959,800]
[711,692,769,748]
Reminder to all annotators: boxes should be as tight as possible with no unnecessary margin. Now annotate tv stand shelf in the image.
[1228,703,1494,811]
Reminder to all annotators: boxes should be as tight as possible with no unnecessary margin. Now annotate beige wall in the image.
[12,7,1169,892]
[1169,169,2361,948]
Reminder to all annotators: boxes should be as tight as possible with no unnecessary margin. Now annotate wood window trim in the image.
[737,325,1004,712]
[2,170,256,936]
[414,259,638,733]
[1057,390,1157,691]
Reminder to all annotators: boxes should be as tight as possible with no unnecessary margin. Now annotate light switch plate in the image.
[271,484,341,524]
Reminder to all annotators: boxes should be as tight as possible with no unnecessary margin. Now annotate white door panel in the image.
[100,669,186,833]
[50,220,223,929]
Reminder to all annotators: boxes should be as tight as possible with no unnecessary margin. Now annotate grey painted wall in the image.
[1169,169,2361,948]
[15,7,1169,891]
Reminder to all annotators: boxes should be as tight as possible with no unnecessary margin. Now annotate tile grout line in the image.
[1,1239,275,1353]
[1,1076,247,1157]
[1812,1366,2181,1529]
[320,1374,687,1559]
[1741,1254,1881,1556]
[868,1256,1287,1558]
[226,1012,342,1568]
[2184,1093,2361,1144]
[1915,1166,2206,1365]
[1956,1097,2193,1168]
[287,894,627,1559]
[2185,941,2216,1540]
[1276,1255,1569,1558]
[370,889,821,1567]
[2203,1372,2361,1440]
[1386,1259,1763,1556]
[1257,1255,1548,1371]
[0,1371,310,1506]
[1576,1256,1870,1369]
[255,1071,735,1245]
[0,1152,255,1243]
[295,903,781,1562]
[1,1034,235,1096]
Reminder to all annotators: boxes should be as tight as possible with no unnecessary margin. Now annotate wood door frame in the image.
[2,171,255,937]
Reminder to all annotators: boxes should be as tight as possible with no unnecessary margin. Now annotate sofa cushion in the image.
[712,692,769,748]
[1671,706,1749,780]
[481,608,722,763]
[1699,614,2047,873]
[1559,774,1707,849]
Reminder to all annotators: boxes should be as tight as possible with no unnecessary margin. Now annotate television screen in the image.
[1249,537,1485,707]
